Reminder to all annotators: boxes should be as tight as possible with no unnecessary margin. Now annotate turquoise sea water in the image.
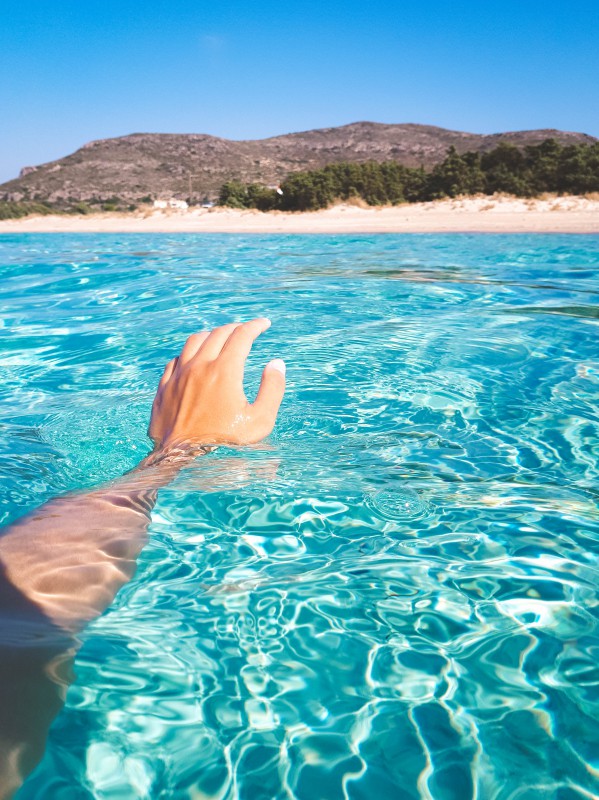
[0,233,598,799]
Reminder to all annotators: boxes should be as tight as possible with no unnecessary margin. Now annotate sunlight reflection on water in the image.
[1,233,598,799]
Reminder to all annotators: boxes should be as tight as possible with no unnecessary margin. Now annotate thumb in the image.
[252,359,286,434]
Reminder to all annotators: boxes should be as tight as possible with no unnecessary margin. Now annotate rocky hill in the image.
[2,122,596,206]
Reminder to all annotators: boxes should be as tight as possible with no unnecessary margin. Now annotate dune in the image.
[1,195,598,234]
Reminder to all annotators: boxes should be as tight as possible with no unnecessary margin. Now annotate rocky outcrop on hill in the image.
[1,122,596,205]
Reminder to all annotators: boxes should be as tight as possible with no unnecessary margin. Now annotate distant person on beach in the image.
[0,318,285,797]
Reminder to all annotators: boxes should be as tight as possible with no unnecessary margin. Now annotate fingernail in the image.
[269,359,286,376]
[263,318,272,328]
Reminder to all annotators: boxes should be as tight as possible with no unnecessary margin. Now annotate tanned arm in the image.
[0,318,285,796]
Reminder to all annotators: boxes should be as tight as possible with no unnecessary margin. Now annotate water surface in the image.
[0,234,598,799]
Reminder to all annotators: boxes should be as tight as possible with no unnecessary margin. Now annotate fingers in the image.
[220,318,272,368]
[158,357,178,387]
[179,319,271,370]
[178,331,210,365]
[196,322,243,361]
[252,359,286,434]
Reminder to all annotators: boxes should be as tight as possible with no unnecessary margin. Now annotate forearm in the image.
[0,445,208,632]
[0,319,285,798]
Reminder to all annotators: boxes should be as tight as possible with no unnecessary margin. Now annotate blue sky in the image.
[1,0,598,183]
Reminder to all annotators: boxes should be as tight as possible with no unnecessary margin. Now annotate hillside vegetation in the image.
[0,201,56,220]
[1,122,596,210]
[219,139,599,211]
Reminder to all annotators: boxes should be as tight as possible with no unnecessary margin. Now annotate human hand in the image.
[148,318,285,450]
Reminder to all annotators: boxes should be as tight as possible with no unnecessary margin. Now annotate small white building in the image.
[153,198,189,210]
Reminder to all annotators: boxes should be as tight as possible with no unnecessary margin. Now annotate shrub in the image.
[217,139,599,212]
[0,201,56,219]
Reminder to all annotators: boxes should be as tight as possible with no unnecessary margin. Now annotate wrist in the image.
[141,440,217,470]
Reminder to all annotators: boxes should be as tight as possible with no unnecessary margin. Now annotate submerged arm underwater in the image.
[0,318,285,797]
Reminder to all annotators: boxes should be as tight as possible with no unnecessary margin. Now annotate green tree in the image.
[525,138,562,194]
[246,184,279,211]
[280,170,336,210]
[427,147,485,198]
[217,139,599,213]
[218,181,250,208]
[556,143,599,194]
[481,143,530,195]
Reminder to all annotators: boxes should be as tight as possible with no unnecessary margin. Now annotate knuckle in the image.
[185,358,215,382]
[185,334,201,348]
[205,360,220,379]
[174,361,191,382]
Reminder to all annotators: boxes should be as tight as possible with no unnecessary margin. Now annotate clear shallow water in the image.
[0,233,598,799]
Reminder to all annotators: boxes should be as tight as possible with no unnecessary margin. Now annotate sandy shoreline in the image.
[1,195,598,234]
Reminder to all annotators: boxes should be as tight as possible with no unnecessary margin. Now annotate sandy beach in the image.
[1,195,598,234]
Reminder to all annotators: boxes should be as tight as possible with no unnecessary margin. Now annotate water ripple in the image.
[2,234,598,799]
